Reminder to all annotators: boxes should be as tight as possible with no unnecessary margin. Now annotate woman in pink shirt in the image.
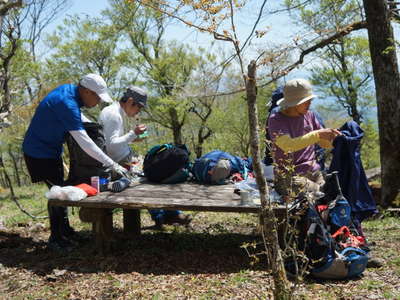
[268,78,341,197]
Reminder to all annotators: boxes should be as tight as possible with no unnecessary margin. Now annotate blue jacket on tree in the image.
[328,121,378,223]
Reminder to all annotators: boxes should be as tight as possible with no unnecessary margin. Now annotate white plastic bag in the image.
[45,185,87,201]
[262,163,274,181]
[234,177,282,204]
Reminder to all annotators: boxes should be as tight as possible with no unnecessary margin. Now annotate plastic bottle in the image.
[99,177,109,192]
[109,177,131,193]
[138,131,148,138]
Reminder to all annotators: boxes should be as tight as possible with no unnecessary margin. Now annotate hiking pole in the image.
[331,171,344,199]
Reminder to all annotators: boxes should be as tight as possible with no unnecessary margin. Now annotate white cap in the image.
[80,74,113,103]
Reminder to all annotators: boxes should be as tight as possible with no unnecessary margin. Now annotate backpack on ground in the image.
[320,171,367,247]
[286,194,369,280]
[192,150,248,185]
[66,122,109,185]
[311,247,368,279]
[143,143,191,183]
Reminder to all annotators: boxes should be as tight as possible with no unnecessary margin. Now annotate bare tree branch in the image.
[240,0,268,52]
[202,20,368,98]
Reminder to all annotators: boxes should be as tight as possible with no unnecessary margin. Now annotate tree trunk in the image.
[169,107,183,144]
[363,0,400,207]
[195,125,212,158]
[246,61,291,299]
[8,147,21,187]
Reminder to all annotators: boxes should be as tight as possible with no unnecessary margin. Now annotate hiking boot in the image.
[367,256,384,268]
[154,218,165,231]
[164,213,193,226]
[48,237,74,253]
[62,228,88,242]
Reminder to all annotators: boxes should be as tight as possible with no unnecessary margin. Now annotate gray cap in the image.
[123,86,148,108]
[210,159,231,184]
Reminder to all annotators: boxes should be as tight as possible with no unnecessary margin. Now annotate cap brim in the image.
[98,92,113,103]
[137,102,147,109]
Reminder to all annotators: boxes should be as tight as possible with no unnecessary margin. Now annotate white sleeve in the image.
[81,112,92,123]
[69,130,115,167]
[110,129,137,146]
[101,110,137,146]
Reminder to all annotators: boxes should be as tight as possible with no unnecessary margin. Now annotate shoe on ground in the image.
[164,213,192,226]
[60,226,76,237]
[48,237,74,253]
[367,256,384,268]
[153,219,165,231]
[62,229,88,242]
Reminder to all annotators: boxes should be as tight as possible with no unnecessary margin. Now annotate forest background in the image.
[0,0,390,193]
[1,1,400,299]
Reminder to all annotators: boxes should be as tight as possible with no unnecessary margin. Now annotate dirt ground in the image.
[0,204,399,300]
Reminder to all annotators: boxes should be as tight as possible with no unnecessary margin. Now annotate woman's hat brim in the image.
[277,94,316,108]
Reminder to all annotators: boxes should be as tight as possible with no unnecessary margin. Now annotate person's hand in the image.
[111,163,134,181]
[134,124,147,136]
[317,128,342,142]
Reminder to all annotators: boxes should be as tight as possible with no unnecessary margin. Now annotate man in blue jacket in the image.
[23,74,130,252]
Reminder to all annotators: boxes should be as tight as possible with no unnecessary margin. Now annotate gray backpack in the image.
[66,122,109,185]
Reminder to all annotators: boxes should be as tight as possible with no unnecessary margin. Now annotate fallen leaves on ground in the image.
[0,212,399,299]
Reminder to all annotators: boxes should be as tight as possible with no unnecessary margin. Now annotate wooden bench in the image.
[48,181,286,252]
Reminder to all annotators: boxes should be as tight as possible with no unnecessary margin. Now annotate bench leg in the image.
[79,207,113,254]
[94,208,113,254]
[123,209,141,237]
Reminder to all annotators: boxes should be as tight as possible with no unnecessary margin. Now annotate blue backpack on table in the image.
[192,150,248,185]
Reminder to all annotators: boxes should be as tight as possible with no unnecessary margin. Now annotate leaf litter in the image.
[0,211,398,299]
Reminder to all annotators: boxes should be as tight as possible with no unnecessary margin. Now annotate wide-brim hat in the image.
[277,78,316,108]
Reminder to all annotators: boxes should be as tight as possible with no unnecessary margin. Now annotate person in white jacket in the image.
[99,86,192,229]
[99,87,147,170]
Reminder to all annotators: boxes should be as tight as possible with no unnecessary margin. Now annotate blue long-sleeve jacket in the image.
[328,121,378,223]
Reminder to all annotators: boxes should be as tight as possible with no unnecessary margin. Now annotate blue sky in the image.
[46,0,291,48]
[50,1,400,50]
[45,1,396,107]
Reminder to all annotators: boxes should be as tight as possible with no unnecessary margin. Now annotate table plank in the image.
[48,182,284,213]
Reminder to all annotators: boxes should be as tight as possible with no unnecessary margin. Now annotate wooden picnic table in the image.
[48,181,286,252]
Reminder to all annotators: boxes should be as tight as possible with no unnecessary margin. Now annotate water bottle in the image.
[99,177,109,192]
[109,177,131,193]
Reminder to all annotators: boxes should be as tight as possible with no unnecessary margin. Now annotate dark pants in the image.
[24,154,73,241]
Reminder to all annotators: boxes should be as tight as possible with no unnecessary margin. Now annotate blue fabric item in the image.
[329,197,352,228]
[269,87,284,112]
[243,157,253,172]
[149,209,181,222]
[23,84,84,159]
[192,150,248,184]
[342,247,369,278]
[328,121,378,223]
[311,247,368,279]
